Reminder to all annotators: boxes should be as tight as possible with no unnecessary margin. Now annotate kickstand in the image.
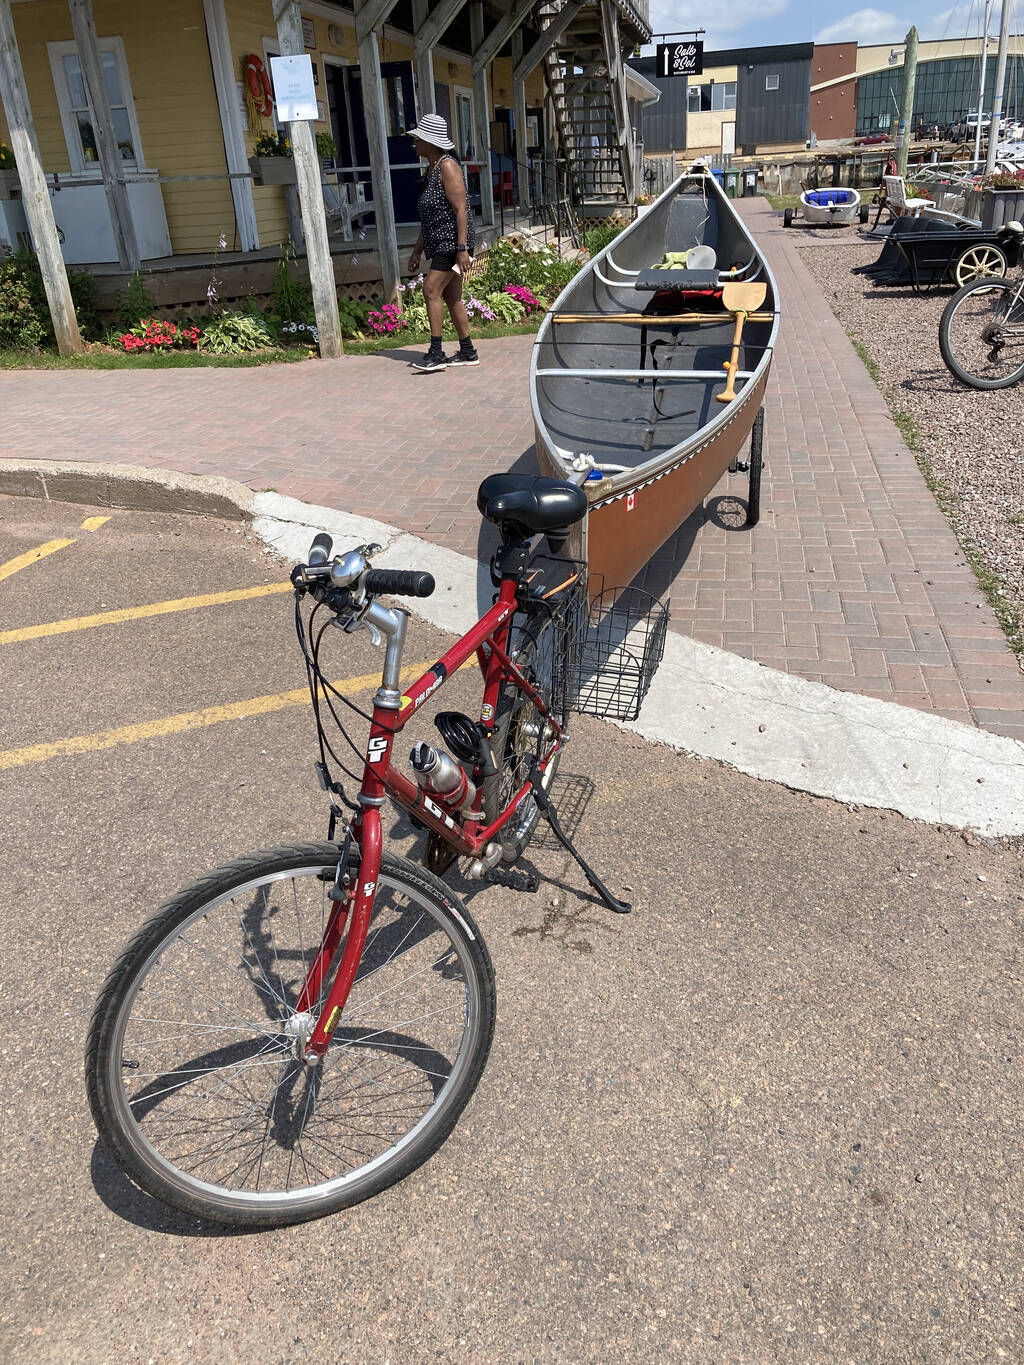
[527,762,631,914]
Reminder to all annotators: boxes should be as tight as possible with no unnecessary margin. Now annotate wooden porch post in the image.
[0,0,82,354]
[469,1,493,227]
[411,0,434,116]
[202,0,259,251]
[354,0,400,301]
[512,30,530,216]
[67,0,141,272]
[273,0,342,358]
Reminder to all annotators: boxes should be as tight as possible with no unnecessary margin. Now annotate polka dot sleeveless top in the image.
[416,154,474,259]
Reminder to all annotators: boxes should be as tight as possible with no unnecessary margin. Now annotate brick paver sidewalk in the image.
[3,197,1023,739]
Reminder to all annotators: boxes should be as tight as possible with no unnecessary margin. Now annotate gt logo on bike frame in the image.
[366,736,389,763]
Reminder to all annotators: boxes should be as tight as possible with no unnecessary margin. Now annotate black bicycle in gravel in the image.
[939,269,1024,389]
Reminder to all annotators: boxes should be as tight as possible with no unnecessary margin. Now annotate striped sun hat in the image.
[407,112,455,150]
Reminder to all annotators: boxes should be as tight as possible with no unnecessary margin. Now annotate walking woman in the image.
[406,113,478,372]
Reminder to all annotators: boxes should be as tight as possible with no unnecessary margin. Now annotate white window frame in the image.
[765,73,780,91]
[453,84,475,159]
[48,36,146,174]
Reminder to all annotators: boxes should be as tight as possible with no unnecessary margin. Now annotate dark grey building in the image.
[629,55,688,151]
[630,42,812,154]
[733,43,812,151]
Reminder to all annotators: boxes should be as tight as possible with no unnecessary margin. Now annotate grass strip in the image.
[847,330,1024,657]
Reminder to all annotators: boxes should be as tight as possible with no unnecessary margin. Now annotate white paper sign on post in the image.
[269,54,318,122]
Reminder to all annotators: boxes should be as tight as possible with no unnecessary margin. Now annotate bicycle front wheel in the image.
[939,277,1024,389]
[86,843,495,1228]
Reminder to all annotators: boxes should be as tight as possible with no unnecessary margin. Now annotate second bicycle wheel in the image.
[939,277,1024,389]
[86,844,495,1228]
[484,616,567,862]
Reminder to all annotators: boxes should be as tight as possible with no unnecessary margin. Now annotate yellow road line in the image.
[80,516,110,532]
[0,660,438,771]
[0,581,292,646]
[0,538,76,584]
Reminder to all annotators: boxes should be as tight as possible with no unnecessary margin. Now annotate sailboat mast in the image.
[985,0,1012,174]
[974,0,993,165]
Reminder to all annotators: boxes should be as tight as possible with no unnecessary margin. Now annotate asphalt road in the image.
[1,495,1022,1365]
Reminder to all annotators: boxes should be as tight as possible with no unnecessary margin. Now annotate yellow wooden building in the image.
[0,0,548,267]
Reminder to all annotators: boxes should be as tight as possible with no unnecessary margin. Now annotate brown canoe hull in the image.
[536,367,768,591]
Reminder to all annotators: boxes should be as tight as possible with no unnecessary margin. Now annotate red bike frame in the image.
[297,572,565,1056]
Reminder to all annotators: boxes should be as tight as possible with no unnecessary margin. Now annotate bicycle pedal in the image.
[485,867,540,893]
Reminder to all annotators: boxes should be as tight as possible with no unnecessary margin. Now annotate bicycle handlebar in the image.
[308,532,333,566]
[364,569,435,599]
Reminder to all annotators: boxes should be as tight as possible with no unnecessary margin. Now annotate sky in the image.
[641,1,1021,56]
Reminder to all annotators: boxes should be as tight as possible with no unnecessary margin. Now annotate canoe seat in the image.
[635,269,720,292]
[477,474,587,539]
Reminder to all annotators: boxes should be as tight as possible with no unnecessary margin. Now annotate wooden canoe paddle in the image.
[715,281,768,403]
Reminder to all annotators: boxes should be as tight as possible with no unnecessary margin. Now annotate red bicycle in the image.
[86,474,635,1228]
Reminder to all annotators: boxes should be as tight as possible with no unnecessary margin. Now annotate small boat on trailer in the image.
[530,171,779,589]
[785,187,867,228]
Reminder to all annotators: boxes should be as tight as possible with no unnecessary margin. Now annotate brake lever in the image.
[343,614,382,646]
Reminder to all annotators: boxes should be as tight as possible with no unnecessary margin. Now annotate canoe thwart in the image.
[535,368,755,381]
[551,311,776,325]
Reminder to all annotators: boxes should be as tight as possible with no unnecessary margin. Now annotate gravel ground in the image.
[797,232,1024,650]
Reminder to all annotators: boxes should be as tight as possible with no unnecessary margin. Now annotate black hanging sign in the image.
[655,41,704,78]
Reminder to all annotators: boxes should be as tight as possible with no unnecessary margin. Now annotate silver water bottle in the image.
[410,742,477,812]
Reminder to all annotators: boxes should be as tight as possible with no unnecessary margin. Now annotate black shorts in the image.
[429,252,459,272]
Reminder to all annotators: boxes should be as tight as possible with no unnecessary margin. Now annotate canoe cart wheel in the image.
[727,405,764,527]
[783,207,794,228]
[859,203,870,224]
[952,243,1007,288]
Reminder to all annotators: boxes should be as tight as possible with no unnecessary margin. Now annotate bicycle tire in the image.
[939,277,1024,390]
[483,616,565,862]
[86,843,495,1228]
[746,405,764,528]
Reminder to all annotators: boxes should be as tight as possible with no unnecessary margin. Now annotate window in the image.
[688,83,713,113]
[454,86,474,159]
[711,82,737,111]
[49,38,142,173]
[765,73,780,91]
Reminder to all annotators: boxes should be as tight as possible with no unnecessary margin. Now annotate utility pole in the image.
[985,0,1012,175]
[896,26,918,179]
[273,0,343,358]
[974,0,993,165]
[0,0,82,354]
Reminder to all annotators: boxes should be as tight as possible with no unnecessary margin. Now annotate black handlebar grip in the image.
[308,532,333,567]
[363,569,436,598]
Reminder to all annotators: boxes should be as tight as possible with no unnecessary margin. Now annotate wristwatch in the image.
[456,243,468,251]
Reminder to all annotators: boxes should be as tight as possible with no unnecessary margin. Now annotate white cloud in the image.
[647,0,788,53]
[815,9,908,45]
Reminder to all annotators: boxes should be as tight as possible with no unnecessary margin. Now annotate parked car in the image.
[856,132,890,145]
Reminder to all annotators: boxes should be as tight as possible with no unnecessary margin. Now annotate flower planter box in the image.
[0,168,20,201]
[248,155,297,187]
[975,187,1024,230]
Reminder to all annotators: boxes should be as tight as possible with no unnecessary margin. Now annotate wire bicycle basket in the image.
[571,582,669,723]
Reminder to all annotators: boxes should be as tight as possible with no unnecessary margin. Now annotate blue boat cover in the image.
[804,189,856,207]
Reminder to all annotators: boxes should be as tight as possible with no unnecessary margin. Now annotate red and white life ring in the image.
[243,53,273,118]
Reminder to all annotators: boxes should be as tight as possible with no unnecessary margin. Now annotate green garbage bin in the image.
[724,169,740,198]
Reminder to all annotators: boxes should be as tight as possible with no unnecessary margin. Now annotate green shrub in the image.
[0,249,102,345]
[198,312,273,354]
[66,265,101,340]
[271,247,312,324]
[542,258,581,296]
[338,295,371,337]
[0,253,46,349]
[484,289,526,323]
[115,270,155,330]
[583,223,626,256]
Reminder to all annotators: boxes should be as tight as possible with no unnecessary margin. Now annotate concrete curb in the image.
[7,463,1024,834]
[253,489,1024,838]
[0,459,253,521]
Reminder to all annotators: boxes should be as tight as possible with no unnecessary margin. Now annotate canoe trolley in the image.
[531,172,779,597]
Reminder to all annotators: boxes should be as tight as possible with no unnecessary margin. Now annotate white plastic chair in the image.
[883,175,933,217]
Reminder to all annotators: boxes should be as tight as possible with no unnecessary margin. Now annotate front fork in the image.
[297,807,383,1062]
